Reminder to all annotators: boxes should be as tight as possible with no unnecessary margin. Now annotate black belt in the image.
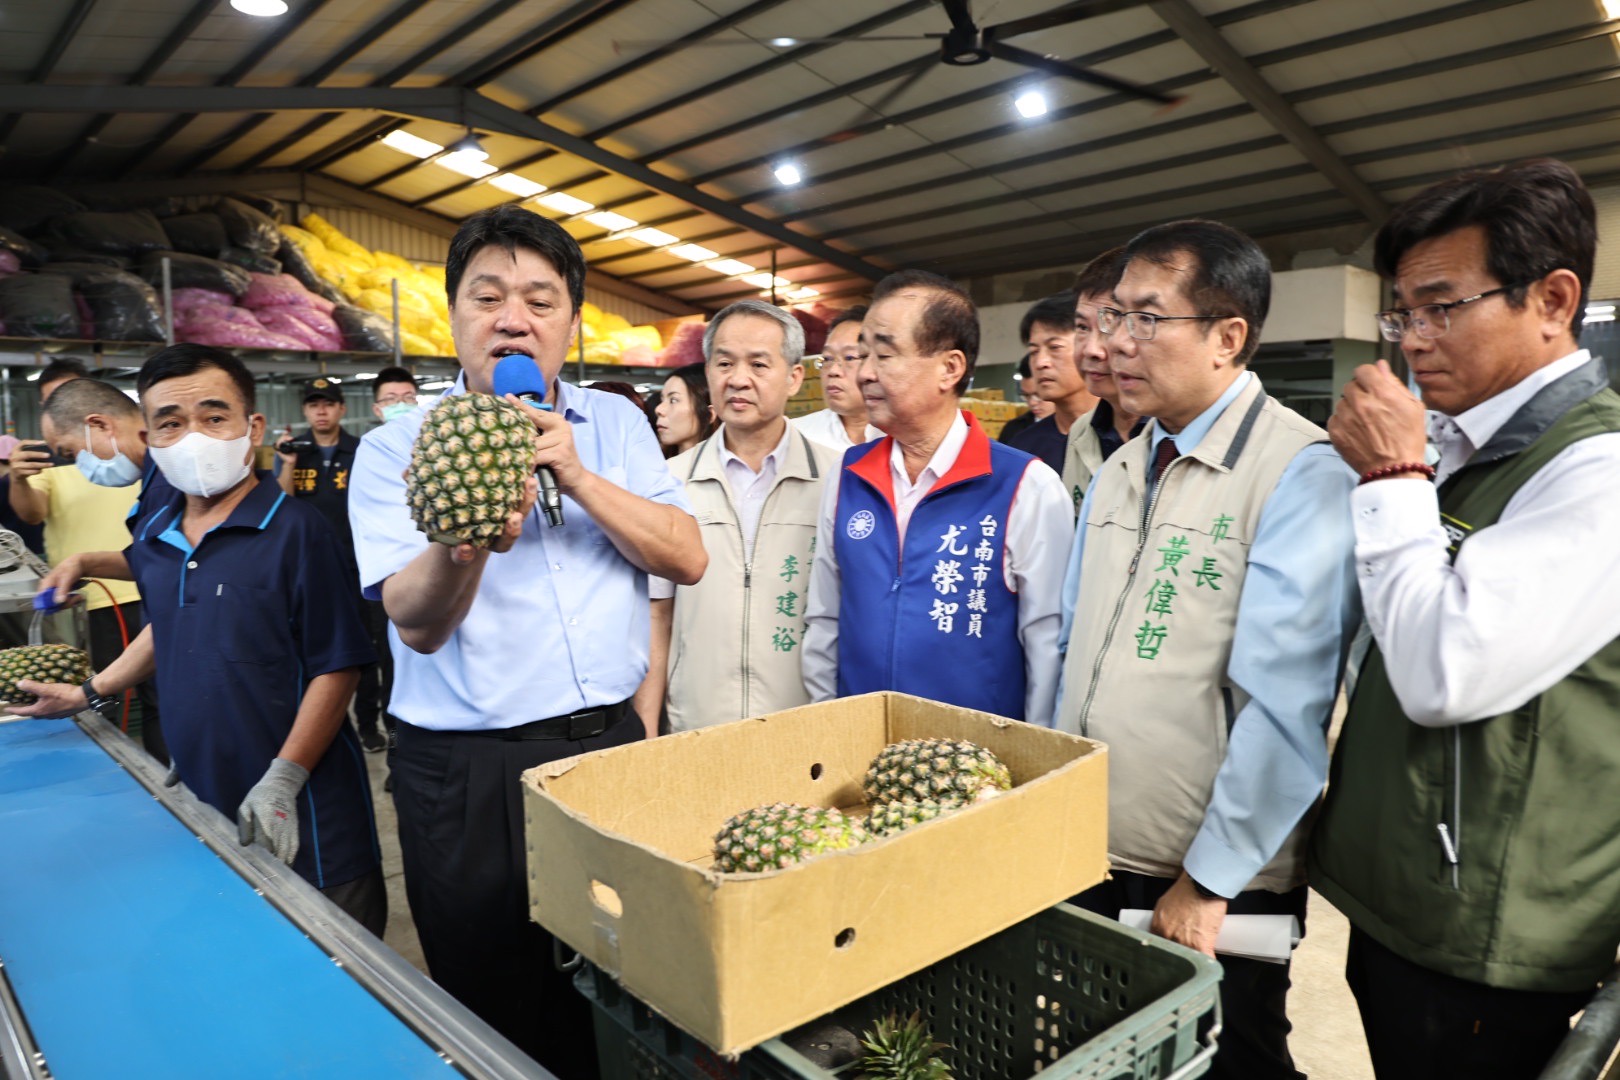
[474,699,631,741]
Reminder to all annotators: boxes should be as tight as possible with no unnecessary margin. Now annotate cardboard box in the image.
[524,692,1107,1056]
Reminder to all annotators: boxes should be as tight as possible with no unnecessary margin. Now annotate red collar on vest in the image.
[846,410,993,512]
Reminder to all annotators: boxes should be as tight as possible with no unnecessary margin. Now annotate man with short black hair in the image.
[277,378,382,752]
[1008,291,1098,474]
[370,366,419,425]
[1057,220,1359,1079]
[1064,247,1145,514]
[793,305,879,452]
[1310,158,1620,1079]
[350,204,704,1078]
[804,270,1071,723]
[12,344,384,935]
[37,357,89,403]
[26,378,165,760]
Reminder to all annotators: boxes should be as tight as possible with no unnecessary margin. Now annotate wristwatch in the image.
[81,676,116,713]
[1188,875,1227,901]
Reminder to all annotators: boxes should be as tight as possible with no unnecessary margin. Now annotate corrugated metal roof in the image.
[2,0,1617,311]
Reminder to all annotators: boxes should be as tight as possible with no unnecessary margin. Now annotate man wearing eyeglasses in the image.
[792,306,881,452]
[1054,220,1360,1079]
[1308,159,1620,1079]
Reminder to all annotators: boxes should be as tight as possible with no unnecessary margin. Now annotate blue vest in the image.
[835,414,1032,719]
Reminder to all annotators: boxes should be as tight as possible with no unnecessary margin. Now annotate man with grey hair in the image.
[643,299,839,732]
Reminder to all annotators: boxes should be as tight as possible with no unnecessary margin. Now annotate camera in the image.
[277,438,316,455]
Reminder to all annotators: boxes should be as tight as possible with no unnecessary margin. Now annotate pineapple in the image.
[864,738,1012,808]
[858,1012,954,1080]
[864,799,951,838]
[404,393,534,546]
[0,644,92,705]
[712,803,868,872]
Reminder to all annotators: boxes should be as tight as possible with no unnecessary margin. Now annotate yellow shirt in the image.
[27,466,142,611]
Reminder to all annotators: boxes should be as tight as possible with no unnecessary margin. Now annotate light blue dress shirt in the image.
[349,376,692,731]
[1056,372,1362,897]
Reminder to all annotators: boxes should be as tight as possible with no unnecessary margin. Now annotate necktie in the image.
[1152,436,1179,483]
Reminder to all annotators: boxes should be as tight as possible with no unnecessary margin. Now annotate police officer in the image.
[277,379,384,752]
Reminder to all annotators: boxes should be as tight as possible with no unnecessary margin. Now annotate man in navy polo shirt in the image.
[13,344,385,934]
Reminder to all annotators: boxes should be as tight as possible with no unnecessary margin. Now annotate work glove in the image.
[237,757,310,865]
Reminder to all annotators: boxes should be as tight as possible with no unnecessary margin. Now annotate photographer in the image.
[276,379,384,752]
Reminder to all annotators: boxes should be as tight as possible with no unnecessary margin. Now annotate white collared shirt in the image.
[1352,348,1620,724]
[791,408,882,453]
[803,409,1075,726]
[719,423,791,561]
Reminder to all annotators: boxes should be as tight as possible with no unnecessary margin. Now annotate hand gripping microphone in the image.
[491,353,565,528]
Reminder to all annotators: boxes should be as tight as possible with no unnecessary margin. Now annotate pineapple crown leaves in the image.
[858,1012,954,1080]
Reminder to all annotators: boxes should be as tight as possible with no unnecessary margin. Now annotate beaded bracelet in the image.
[1358,462,1436,485]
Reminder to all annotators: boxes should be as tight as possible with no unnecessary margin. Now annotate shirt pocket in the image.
[213,583,291,666]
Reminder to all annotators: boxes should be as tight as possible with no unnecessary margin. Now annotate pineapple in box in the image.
[0,645,92,705]
[865,738,1012,808]
[405,394,533,546]
[713,803,867,872]
[864,799,952,839]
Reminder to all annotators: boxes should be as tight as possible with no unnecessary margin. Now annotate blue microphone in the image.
[491,352,564,528]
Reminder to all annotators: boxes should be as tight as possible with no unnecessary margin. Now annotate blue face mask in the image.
[76,424,143,488]
[380,402,417,423]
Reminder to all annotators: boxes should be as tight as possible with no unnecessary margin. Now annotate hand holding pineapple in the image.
[1,644,95,718]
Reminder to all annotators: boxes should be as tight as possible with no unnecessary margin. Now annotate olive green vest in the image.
[1309,357,1620,992]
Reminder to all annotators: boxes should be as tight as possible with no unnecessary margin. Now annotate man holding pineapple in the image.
[348,205,705,1078]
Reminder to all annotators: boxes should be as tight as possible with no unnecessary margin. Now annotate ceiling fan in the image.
[615,0,1184,118]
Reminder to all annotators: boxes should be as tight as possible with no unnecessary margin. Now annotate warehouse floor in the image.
[357,746,1377,1077]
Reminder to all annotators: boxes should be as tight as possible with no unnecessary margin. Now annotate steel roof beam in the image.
[750,10,1611,238]
[190,0,440,176]
[121,0,342,177]
[0,0,98,147]
[1147,0,1387,223]
[38,0,215,177]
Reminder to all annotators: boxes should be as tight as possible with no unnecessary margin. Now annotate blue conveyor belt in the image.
[0,718,452,1079]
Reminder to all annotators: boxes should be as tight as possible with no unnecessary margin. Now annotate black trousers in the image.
[1345,927,1591,1079]
[360,598,395,733]
[391,709,644,1079]
[87,602,166,765]
[1072,870,1308,1080]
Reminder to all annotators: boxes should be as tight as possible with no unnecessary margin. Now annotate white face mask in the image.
[149,430,254,498]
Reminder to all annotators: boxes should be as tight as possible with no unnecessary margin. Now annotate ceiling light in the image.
[419,379,455,391]
[382,130,443,158]
[770,37,798,47]
[230,0,288,14]
[487,172,545,198]
[706,259,758,277]
[537,191,594,215]
[1015,90,1048,118]
[773,162,803,186]
[447,129,488,162]
[1585,302,1617,324]
[743,273,794,290]
[353,372,378,380]
[1604,0,1620,17]
[585,210,638,231]
[627,227,679,247]
[789,286,821,301]
[25,371,41,382]
[437,150,498,178]
[669,243,719,262]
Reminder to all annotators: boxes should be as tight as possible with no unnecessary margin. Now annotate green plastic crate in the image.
[580,902,1222,1080]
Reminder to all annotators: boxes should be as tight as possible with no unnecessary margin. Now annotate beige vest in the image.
[666,428,840,732]
[1062,410,1105,517]
[1059,376,1324,891]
